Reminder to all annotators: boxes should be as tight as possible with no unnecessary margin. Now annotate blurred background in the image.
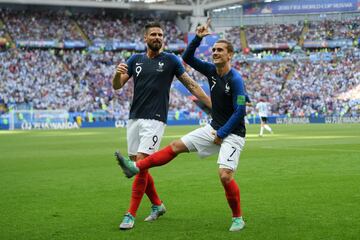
[0,0,359,130]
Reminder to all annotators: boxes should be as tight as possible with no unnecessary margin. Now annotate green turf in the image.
[0,124,359,240]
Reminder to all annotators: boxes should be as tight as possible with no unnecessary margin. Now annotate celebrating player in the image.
[112,22,211,230]
[116,19,247,232]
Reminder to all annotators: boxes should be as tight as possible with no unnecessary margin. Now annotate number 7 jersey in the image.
[182,36,247,138]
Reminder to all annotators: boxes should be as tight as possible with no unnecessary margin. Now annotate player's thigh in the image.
[217,135,245,171]
[137,119,166,155]
[181,124,220,158]
[127,119,140,156]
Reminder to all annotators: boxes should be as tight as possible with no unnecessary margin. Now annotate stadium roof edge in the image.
[203,0,245,11]
[0,0,193,12]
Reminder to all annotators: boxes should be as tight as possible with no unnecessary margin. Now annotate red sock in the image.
[145,173,162,206]
[223,179,242,217]
[136,146,177,171]
[128,170,148,217]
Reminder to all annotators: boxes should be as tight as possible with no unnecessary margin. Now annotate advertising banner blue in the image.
[63,40,87,48]
[249,41,297,50]
[2,116,360,130]
[167,42,187,51]
[16,40,60,48]
[244,0,358,15]
[303,39,353,48]
[16,40,88,49]
[92,40,185,51]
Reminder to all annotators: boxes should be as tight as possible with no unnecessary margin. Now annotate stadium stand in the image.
[0,7,359,123]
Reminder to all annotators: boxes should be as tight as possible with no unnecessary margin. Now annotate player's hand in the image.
[196,18,211,38]
[211,131,223,145]
[116,63,128,75]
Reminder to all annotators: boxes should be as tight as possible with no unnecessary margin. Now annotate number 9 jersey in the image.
[126,52,185,123]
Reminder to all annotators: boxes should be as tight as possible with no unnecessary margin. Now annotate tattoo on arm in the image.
[179,73,198,92]
[179,72,211,110]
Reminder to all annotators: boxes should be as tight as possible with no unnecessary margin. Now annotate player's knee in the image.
[219,170,233,185]
[169,140,188,154]
[135,153,148,161]
[220,175,232,185]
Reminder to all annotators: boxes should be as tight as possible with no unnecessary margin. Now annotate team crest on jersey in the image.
[210,76,216,91]
[225,82,230,95]
[156,61,164,72]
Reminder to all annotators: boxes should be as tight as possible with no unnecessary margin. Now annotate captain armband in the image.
[236,95,246,106]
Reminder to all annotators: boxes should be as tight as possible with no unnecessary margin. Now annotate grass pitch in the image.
[0,124,359,240]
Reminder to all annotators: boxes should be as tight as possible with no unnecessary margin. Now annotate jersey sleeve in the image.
[171,54,186,78]
[216,74,247,139]
[182,35,214,76]
[126,54,137,78]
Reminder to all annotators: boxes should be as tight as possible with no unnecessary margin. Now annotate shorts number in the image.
[227,147,236,161]
[148,135,158,150]
[152,135,158,146]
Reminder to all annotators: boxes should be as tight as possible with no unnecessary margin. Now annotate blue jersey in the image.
[126,52,185,123]
[182,36,246,138]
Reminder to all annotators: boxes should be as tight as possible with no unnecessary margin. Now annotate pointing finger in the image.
[205,18,211,29]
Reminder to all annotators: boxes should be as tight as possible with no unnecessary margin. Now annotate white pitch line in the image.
[262,146,360,153]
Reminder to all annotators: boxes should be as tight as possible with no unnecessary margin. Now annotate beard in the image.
[147,41,162,52]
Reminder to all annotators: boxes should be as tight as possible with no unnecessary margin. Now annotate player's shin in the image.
[136,145,177,170]
[128,170,149,216]
[223,179,242,217]
[145,173,162,206]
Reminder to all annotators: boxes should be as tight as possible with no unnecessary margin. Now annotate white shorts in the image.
[127,119,166,156]
[181,124,245,171]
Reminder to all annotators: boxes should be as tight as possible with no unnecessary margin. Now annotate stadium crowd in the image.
[238,49,360,117]
[76,12,185,44]
[1,8,185,45]
[1,9,83,41]
[281,50,360,117]
[245,23,303,44]
[305,18,360,41]
[0,49,196,118]
[0,8,359,119]
[243,18,360,44]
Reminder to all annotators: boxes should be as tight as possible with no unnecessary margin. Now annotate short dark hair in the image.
[216,39,234,54]
[144,22,163,34]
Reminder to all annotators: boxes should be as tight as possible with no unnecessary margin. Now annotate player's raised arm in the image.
[178,72,212,110]
[196,18,211,38]
[182,19,213,76]
[112,63,130,90]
